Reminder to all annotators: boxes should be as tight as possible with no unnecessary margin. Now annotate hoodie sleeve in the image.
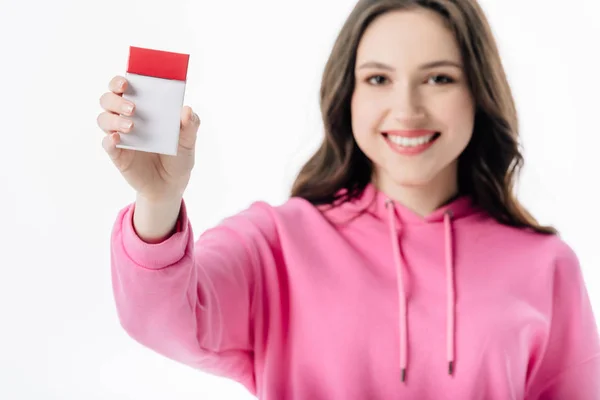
[110,199,277,395]
[526,244,600,400]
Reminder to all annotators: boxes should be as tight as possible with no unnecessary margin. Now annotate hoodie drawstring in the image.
[444,210,456,377]
[385,200,456,382]
[385,200,408,382]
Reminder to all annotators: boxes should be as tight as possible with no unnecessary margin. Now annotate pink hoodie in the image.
[110,183,600,399]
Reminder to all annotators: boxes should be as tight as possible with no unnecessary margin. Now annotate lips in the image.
[381,130,441,155]
[383,129,439,138]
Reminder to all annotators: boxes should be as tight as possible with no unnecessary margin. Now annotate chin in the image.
[378,169,438,190]
[392,176,435,189]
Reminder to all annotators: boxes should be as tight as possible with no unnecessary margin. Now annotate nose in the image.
[390,83,426,123]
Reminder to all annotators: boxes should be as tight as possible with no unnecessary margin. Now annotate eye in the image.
[366,75,389,86]
[427,74,455,85]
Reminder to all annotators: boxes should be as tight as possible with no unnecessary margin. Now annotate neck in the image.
[373,169,460,217]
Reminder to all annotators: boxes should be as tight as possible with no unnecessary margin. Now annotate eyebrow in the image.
[357,60,462,71]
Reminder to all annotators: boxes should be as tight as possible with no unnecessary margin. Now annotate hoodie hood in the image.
[322,183,483,382]
[338,182,477,225]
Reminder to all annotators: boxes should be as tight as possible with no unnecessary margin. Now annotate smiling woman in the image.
[291,1,553,234]
[351,8,475,213]
[101,0,600,399]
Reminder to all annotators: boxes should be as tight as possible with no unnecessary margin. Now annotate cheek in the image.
[436,90,475,135]
[351,93,381,139]
[350,94,381,166]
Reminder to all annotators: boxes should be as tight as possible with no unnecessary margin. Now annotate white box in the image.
[117,46,190,156]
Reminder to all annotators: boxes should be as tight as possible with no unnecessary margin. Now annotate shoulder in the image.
[475,217,580,271]
[243,196,328,226]
[512,224,575,260]
[220,196,327,239]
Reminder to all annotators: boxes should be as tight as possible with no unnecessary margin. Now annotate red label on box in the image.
[127,46,189,81]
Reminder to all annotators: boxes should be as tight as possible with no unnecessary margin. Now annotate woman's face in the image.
[351,8,475,196]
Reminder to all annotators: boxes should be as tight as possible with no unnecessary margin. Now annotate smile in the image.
[382,131,441,155]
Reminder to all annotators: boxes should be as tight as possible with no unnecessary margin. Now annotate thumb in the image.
[102,132,123,163]
[181,106,200,130]
[179,106,200,150]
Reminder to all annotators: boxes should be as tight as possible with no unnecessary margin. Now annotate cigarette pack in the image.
[117,46,190,156]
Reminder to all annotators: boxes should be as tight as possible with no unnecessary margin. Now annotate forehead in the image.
[356,8,461,65]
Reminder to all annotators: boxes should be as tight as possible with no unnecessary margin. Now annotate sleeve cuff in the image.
[119,198,192,269]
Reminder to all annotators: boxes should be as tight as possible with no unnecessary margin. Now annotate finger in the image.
[180,105,200,130]
[97,111,134,134]
[99,91,135,116]
[102,132,123,161]
[179,106,200,151]
[109,75,128,95]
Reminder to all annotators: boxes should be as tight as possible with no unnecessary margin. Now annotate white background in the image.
[0,0,598,398]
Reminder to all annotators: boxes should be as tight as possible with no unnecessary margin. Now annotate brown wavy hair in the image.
[290,0,556,234]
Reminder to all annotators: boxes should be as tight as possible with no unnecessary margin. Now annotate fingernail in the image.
[120,119,132,130]
[122,103,133,115]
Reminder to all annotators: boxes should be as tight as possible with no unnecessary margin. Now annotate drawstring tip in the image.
[401,368,406,382]
[448,361,454,376]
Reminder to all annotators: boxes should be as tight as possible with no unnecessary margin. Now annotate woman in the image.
[98,0,600,398]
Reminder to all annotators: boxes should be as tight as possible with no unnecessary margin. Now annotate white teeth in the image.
[388,133,436,147]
